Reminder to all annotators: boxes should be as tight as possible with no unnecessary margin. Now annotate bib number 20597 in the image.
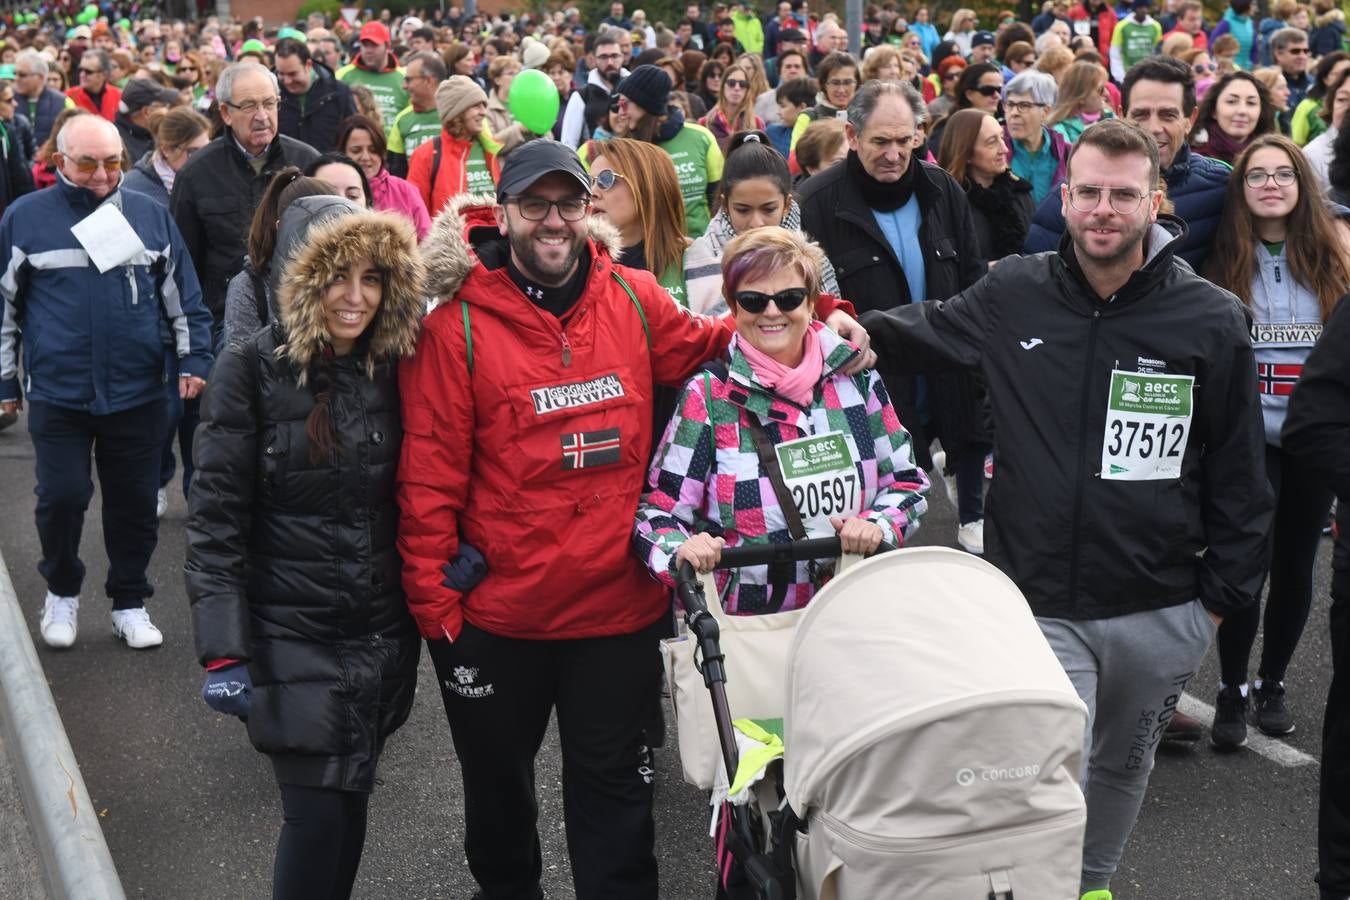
[790,473,859,521]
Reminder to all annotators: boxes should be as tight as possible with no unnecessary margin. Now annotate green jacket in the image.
[732,9,765,55]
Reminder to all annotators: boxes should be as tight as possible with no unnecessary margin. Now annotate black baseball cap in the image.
[496,139,592,202]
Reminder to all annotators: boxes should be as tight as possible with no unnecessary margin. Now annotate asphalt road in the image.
[0,418,1334,899]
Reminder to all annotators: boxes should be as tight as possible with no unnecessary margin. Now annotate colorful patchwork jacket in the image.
[634,322,928,615]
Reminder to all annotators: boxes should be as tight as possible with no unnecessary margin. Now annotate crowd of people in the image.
[0,1,1348,898]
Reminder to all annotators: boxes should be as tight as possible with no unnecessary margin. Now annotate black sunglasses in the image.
[733,287,809,314]
[973,84,1002,97]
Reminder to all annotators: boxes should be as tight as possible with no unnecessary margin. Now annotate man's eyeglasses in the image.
[507,195,590,221]
[591,169,626,191]
[223,97,280,114]
[1004,100,1043,114]
[1067,185,1152,214]
[1284,46,1311,55]
[972,84,1002,97]
[79,67,103,76]
[62,154,122,174]
[1245,167,1297,188]
[733,288,810,314]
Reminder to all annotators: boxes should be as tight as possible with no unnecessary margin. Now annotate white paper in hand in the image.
[70,202,147,273]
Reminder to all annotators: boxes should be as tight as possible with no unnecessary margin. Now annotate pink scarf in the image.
[737,323,825,408]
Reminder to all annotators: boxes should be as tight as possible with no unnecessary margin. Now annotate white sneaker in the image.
[40,592,79,648]
[957,519,985,555]
[111,607,163,649]
[156,488,168,519]
[930,450,959,510]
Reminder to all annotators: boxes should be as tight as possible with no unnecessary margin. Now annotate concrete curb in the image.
[0,547,125,900]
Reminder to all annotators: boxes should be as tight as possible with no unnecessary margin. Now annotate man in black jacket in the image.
[114,78,177,164]
[798,79,988,549]
[275,38,357,154]
[171,62,318,337]
[1282,297,1350,900]
[860,120,1273,898]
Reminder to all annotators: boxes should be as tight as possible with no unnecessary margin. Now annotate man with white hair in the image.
[0,115,213,649]
[1003,70,1070,205]
[170,62,318,337]
[13,50,74,146]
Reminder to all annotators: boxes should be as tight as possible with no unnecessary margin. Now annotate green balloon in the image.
[118,18,131,29]
[507,69,560,137]
[76,8,95,23]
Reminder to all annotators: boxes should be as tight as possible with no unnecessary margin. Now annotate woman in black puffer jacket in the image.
[185,210,425,900]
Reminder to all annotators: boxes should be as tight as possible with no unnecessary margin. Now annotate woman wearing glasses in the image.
[1189,70,1278,164]
[635,226,927,613]
[1202,134,1350,751]
[700,61,763,152]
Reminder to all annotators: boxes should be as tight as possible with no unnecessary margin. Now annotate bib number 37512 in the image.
[1101,369,1194,481]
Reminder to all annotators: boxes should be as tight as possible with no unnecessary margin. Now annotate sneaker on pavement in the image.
[1162,710,1203,742]
[957,519,984,555]
[40,592,79,648]
[1211,685,1249,751]
[111,607,163,649]
[1252,681,1295,736]
[930,450,959,509]
[156,487,168,519]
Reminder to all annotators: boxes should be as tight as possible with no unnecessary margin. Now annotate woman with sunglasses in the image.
[175,50,209,107]
[700,61,763,152]
[1183,48,1219,100]
[696,59,724,111]
[1189,69,1278,164]
[586,137,692,304]
[1201,134,1350,751]
[635,226,928,613]
[927,62,1002,163]
[685,130,840,315]
[1047,60,1113,143]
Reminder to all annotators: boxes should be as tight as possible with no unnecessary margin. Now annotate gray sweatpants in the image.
[1037,599,1218,893]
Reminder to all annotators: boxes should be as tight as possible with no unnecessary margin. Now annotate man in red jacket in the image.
[66,49,120,121]
[397,140,867,899]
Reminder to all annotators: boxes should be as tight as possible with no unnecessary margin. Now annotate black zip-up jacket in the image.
[1282,290,1350,572]
[860,216,1273,621]
[277,63,357,154]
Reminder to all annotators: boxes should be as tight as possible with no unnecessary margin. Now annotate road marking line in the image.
[1178,693,1319,768]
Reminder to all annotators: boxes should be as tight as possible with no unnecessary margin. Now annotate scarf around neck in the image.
[736,321,825,408]
[846,148,920,212]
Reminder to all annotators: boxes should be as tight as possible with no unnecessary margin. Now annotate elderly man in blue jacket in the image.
[0,114,213,651]
[1023,56,1229,271]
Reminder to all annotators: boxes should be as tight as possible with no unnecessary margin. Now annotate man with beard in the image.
[559,28,629,148]
[858,119,1272,899]
[396,139,868,900]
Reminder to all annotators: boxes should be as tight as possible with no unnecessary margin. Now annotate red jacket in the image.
[397,199,855,642]
[66,84,120,121]
[406,128,500,218]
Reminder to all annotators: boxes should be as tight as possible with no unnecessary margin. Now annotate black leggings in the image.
[273,783,370,900]
[1218,443,1334,687]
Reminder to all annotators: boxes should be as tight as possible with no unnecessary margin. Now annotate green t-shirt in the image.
[659,123,724,239]
[1111,18,1162,71]
[388,105,441,156]
[336,64,408,133]
[464,141,495,194]
[658,260,688,307]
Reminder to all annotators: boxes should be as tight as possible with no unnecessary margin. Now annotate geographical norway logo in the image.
[561,429,622,470]
[529,373,625,415]
[1251,323,1322,346]
[1110,372,1192,417]
[446,666,494,699]
[955,764,1041,786]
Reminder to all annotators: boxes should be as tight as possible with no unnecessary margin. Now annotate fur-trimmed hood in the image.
[1316,7,1344,28]
[420,192,624,309]
[277,211,426,383]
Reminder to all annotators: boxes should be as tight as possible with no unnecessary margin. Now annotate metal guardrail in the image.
[0,547,125,900]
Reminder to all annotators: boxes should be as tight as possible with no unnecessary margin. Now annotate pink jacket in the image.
[370,169,431,241]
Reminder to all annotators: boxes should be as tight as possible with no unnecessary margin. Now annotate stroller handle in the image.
[675,536,899,591]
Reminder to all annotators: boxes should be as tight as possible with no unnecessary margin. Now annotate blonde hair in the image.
[711,63,760,133]
[1036,46,1075,81]
[1160,32,1195,58]
[862,45,905,82]
[1048,60,1107,124]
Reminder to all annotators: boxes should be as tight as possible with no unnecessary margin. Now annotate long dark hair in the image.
[1205,134,1350,321]
[1190,70,1277,143]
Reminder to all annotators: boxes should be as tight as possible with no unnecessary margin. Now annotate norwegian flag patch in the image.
[561,428,622,470]
[1257,363,1302,396]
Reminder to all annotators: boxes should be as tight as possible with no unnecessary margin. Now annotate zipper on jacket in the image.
[560,331,573,366]
[1067,308,1103,612]
[126,266,138,306]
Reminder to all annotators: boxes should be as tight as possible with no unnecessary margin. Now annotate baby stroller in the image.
[670,540,1089,900]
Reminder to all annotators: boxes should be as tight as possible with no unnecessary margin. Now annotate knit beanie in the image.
[617,65,671,116]
[436,75,489,127]
[521,36,550,70]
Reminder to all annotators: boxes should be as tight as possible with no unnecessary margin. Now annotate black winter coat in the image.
[861,217,1274,622]
[278,65,358,154]
[186,212,426,792]
[798,155,988,465]
[171,133,318,326]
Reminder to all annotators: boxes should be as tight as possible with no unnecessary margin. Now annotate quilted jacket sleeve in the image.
[184,339,259,666]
